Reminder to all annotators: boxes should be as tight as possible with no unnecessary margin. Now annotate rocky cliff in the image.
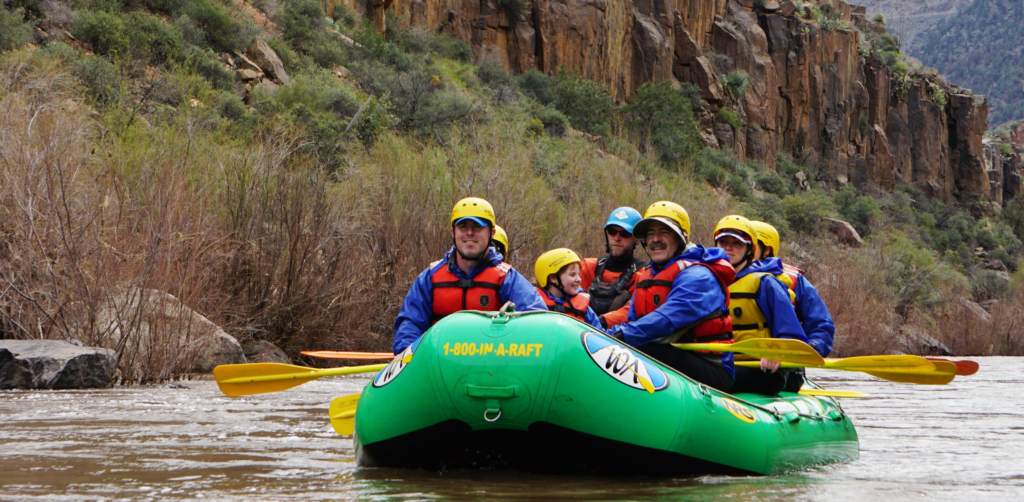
[349,0,1020,206]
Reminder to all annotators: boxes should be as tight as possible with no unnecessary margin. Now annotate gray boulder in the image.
[248,38,290,85]
[241,340,291,364]
[0,340,117,389]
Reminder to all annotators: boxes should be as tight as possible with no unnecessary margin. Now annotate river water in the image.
[2,357,1023,501]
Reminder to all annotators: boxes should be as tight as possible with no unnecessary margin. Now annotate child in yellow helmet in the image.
[534,248,603,328]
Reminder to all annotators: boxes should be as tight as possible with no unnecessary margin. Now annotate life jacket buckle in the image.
[458,279,474,288]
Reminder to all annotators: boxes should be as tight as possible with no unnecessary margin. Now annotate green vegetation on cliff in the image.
[1,0,1022,382]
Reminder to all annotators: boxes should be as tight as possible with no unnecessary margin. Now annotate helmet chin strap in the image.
[552,276,573,298]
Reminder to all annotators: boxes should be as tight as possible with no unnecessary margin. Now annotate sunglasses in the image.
[606,228,632,238]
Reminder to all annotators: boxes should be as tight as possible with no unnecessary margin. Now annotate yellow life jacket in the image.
[727,272,796,360]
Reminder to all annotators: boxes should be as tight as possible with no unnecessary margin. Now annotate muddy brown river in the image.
[2,357,1023,501]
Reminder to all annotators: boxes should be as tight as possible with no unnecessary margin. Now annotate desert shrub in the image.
[753,170,791,197]
[348,60,436,126]
[988,247,1018,272]
[497,0,527,17]
[533,105,569,137]
[723,70,750,99]
[0,7,34,52]
[400,27,472,63]
[694,148,746,190]
[476,60,513,87]
[834,186,881,236]
[276,0,344,68]
[330,2,357,27]
[624,81,702,165]
[182,0,248,52]
[717,107,744,129]
[266,37,302,73]
[181,46,234,90]
[551,70,613,136]
[410,89,480,132]
[72,9,130,56]
[518,69,554,104]
[125,11,185,64]
[72,54,120,104]
[745,193,790,236]
[970,269,1010,301]
[872,13,886,25]
[782,190,834,233]
[706,50,733,76]
[214,90,247,120]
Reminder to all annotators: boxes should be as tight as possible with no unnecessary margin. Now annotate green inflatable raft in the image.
[349,309,859,476]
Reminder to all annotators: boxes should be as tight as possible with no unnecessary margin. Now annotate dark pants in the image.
[783,369,805,393]
[730,364,788,395]
[636,343,734,392]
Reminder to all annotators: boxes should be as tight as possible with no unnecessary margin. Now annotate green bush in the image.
[410,89,480,132]
[534,105,569,137]
[518,69,554,104]
[717,108,744,129]
[183,0,248,52]
[400,28,473,63]
[276,0,344,68]
[476,61,513,87]
[215,90,247,120]
[872,13,886,25]
[266,37,302,74]
[497,0,527,17]
[988,248,1019,273]
[0,7,34,52]
[624,81,702,165]
[723,70,750,100]
[725,174,751,199]
[782,191,834,233]
[72,10,130,56]
[182,46,234,90]
[753,170,791,197]
[127,12,185,64]
[970,269,1009,301]
[73,55,120,104]
[746,193,790,236]
[551,70,613,136]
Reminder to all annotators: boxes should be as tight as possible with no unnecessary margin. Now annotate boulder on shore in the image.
[241,340,291,364]
[0,340,117,389]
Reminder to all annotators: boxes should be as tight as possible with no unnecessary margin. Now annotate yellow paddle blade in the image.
[798,389,870,398]
[674,338,825,366]
[302,351,395,360]
[328,393,361,436]
[823,355,937,373]
[862,368,955,385]
[213,362,388,397]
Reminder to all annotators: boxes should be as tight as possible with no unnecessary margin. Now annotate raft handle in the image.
[466,385,518,398]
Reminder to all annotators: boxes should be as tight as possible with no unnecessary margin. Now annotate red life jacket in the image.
[782,262,802,293]
[538,287,591,322]
[430,261,510,323]
[633,257,736,346]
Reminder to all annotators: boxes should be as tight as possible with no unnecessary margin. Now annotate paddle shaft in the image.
[218,364,387,384]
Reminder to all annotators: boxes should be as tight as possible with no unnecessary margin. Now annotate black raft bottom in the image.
[358,420,754,477]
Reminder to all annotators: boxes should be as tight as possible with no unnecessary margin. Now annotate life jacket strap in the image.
[636,279,674,289]
[433,280,501,290]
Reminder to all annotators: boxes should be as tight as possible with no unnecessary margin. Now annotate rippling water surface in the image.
[2,357,1023,501]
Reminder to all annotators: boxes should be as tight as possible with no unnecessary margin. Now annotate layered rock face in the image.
[366,0,1021,204]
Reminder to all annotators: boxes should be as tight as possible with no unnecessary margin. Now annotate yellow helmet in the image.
[451,197,496,227]
[713,215,759,259]
[633,201,691,245]
[751,221,780,258]
[492,225,509,254]
[535,248,582,288]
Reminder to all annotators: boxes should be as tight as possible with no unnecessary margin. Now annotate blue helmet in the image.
[604,207,643,234]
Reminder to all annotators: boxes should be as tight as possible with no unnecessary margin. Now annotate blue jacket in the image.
[736,259,809,344]
[392,247,546,354]
[539,288,603,329]
[610,246,735,376]
[763,258,835,357]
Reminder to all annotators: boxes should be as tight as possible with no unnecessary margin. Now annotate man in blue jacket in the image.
[715,216,809,395]
[751,221,835,393]
[608,202,737,391]
[392,197,546,354]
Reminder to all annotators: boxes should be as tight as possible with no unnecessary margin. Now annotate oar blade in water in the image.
[329,393,361,436]
[822,355,935,371]
[863,368,955,385]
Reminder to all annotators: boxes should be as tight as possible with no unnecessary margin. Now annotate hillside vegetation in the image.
[1,0,1022,382]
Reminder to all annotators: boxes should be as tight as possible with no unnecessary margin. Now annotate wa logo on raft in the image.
[374,337,420,388]
[582,333,669,392]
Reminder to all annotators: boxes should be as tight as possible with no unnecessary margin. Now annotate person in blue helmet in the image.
[579,207,647,329]
[607,202,737,391]
[392,197,546,354]
[714,215,809,396]
[751,221,835,393]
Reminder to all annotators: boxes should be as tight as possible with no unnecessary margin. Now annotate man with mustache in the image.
[714,215,808,395]
[750,221,834,393]
[578,207,647,329]
[607,202,737,391]
[392,197,546,354]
